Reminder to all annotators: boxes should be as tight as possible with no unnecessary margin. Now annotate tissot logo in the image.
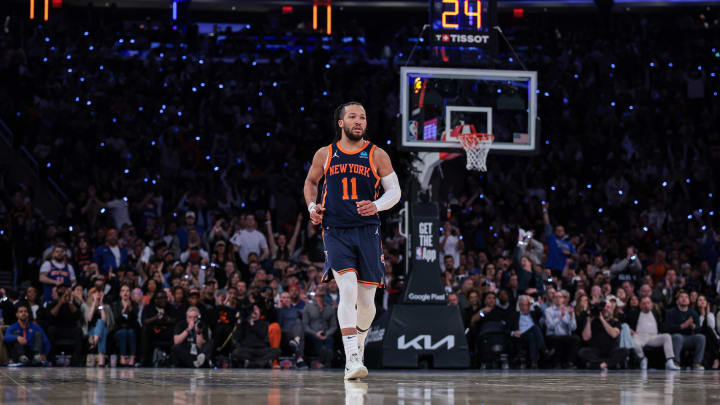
[398,335,455,350]
[435,34,490,45]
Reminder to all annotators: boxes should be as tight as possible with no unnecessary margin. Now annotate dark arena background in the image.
[1,0,720,404]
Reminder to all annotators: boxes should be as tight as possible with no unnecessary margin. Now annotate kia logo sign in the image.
[397,335,455,350]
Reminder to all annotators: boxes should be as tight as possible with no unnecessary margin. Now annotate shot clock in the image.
[429,0,496,47]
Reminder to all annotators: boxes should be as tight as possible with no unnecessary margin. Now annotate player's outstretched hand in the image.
[310,204,325,225]
[356,200,378,216]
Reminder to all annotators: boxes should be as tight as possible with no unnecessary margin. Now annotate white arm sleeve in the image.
[373,172,401,211]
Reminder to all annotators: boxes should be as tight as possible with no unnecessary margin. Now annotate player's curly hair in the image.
[333,101,365,141]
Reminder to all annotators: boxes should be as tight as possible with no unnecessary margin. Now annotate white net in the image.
[459,133,494,172]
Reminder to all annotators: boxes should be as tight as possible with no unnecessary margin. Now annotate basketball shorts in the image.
[321,224,385,288]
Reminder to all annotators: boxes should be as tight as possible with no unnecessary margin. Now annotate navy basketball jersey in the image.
[321,141,381,228]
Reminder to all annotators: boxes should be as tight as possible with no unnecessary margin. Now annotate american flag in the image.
[513,133,530,144]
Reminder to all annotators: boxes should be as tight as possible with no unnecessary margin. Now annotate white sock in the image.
[343,334,359,358]
[357,327,369,350]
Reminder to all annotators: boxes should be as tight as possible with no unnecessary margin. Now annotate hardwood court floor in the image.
[1,367,719,404]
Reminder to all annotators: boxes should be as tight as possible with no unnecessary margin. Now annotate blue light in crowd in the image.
[586,184,592,189]
[138,106,143,111]
[199,59,205,65]
[100,208,106,214]
[159,53,164,58]
[245,124,250,129]
[258,91,263,96]
[89,46,94,51]
[43,57,47,62]
[75,97,80,102]
[573,74,579,79]
[618,190,624,195]
[299,49,303,54]
[177,111,182,117]
[67,68,73,73]
[509,57,514,62]
[668,62,673,67]
[387,140,392,145]
[151,179,157,185]
[66,55,71,60]
[544,92,549,97]
[241,202,246,208]
[173,212,178,217]
[159,109,164,114]
[550,186,556,191]
[182,55,187,60]
[112,118,116,123]
[151,141,156,146]
[46,162,51,168]
[642,226,648,232]
[545,140,550,145]
[84,31,89,36]
[192,87,197,92]
[213,166,220,172]
[200,82,206,87]
[130,39,136,44]
[273,82,277,87]
[697,66,702,70]
[123,169,129,174]
[489,225,493,231]
[122,197,128,202]
[710,211,715,216]
[497,89,502,94]
[710,193,714,198]
[712,73,717,77]
[219,84,224,89]
[610,63,616,69]
[629,106,634,110]
[662,181,668,187]
[699,209,703,214]
[86,100,92,106]
[248,107,252,111]
[480,194,485,199]
[236,157,243,164]
[598,208,604,213]
[252,61,257,66]
[69,226,74,232]
[164,83,168,87]
[323,91,328,96]
[650,62,655,67]
[687,215,692,220]
[119,39,124,44]
[563,97,568,104]
[715,92,718,97]
[99,65,104,70]
[143,178,148,183]
[633,200,638,205]
[45,37,50,42]
[284,162,288,167]
[50,46,55,51]
[195,136,200,141]
[266,132,271,137]
[162,104,167,109]
[702,225,707,231]
[325,64,331,69]
[205,155,210,160]
[685,178,691,183]
[300,106,305,111]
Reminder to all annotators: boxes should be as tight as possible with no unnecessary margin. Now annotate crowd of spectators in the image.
[0,5,719,369]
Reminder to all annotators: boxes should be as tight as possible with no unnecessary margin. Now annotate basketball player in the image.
[304,102,401,379]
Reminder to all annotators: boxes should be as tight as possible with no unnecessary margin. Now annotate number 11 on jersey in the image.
[341,177,358,200]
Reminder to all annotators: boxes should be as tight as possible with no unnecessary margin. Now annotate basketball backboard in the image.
[400,67,538,153]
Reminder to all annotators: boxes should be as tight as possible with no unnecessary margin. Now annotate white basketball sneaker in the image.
[344,353,368,380]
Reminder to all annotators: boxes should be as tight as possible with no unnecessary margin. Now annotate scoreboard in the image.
[429,0,496,47]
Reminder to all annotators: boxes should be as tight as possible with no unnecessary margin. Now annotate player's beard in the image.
[343,124,366,141]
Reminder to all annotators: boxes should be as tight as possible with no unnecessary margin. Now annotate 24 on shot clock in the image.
[429,0,496,47]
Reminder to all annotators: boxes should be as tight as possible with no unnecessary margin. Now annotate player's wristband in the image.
[308,202,317,214]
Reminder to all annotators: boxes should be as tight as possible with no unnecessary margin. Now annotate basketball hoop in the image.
[458,133,494,172]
